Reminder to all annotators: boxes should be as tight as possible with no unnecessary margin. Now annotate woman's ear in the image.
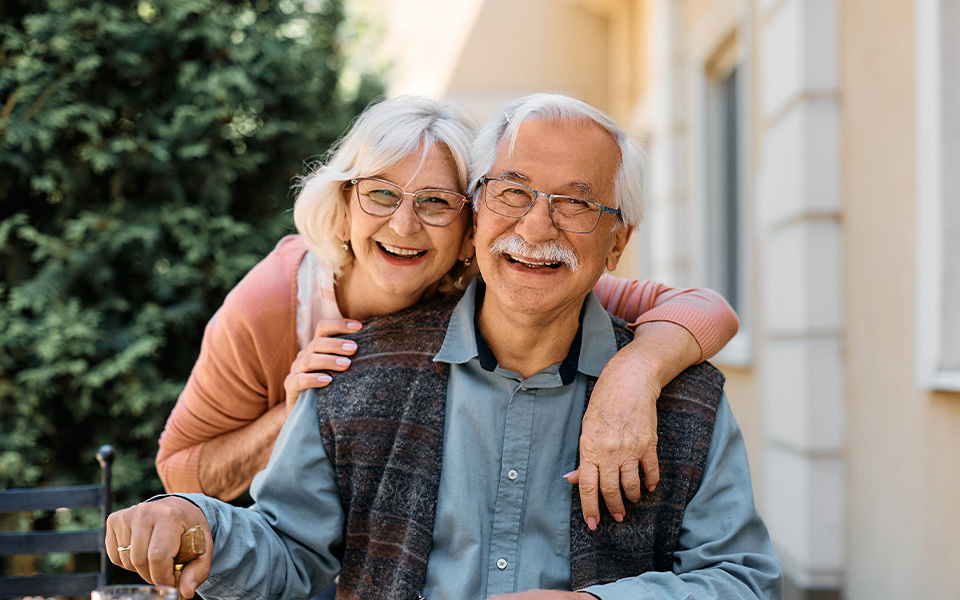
[337,186,352,243]
[459,211,476,262]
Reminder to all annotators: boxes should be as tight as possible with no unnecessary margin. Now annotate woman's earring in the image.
[463,257,472,267]
[341,241,349,251]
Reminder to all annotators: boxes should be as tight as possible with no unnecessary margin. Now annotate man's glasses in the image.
[479,177,621,234]
[350,178,468,227]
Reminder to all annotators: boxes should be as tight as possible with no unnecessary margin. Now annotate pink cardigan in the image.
[156,235,738,495]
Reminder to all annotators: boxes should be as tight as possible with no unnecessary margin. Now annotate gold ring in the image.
[117,544,132,552]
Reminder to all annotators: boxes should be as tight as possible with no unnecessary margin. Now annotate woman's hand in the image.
[284,318,362,413]
[570,321,701,529]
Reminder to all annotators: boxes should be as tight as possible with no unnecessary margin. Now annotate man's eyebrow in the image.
[497,170,595,197]
[567,181,593,197]
[497,169,529,183]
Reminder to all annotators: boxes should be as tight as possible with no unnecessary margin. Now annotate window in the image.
[706,65,742,314]
[699,30,752,365]
[915,0,960,390]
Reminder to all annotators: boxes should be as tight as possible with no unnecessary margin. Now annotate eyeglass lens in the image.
[354,179,465,226]
[483,179,604,233]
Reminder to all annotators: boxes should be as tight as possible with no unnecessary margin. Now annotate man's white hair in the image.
[469,93,646,227]
[293,96,477,277]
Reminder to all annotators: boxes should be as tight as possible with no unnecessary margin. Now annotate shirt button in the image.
[520,386,528,391]
[507,469,518,480]
[497,558,508,570]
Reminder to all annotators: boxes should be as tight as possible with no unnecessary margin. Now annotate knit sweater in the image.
[156,235,739,497]
[317,292,724,598]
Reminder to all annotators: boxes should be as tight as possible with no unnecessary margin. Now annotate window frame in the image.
[688,4,755,367]
[915,0,960,391]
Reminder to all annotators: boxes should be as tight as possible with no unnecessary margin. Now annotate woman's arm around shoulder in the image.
[573,274,738,527]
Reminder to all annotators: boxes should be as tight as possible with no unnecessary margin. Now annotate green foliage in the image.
[0,0,383,509]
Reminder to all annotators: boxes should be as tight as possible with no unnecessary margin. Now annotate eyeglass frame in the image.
[478,176,622,234]
[348,177,469,227]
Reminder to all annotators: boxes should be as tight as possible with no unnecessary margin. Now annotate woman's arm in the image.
[573,274,739,526]
[156,239,303,501]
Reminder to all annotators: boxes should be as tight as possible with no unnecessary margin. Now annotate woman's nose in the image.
[388,195,423,236]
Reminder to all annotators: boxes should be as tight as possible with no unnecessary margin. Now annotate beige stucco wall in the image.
[384,0,613,122]
[840,1,960,597]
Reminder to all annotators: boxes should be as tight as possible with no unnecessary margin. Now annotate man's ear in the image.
[605,224,634,271]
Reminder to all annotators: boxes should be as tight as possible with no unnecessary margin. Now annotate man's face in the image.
[474,118,633,323]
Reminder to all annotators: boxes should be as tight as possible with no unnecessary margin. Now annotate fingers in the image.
[573,462,600,531]
[639,448,660,493]
[105,497,210,591]
[597,462,626,523]
[284,371,334,410]
[312,317,362,339]
[284,331,361,409]
[619,458,644,504]
[104,512,127,569]
[180,557,212,599]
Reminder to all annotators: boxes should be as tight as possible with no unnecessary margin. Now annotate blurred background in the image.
[2,0,958,599]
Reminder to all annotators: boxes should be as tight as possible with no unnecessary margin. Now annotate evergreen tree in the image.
[0,0,383,508]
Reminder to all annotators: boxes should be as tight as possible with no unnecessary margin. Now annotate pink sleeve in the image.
[155,237,305,494]
[593,273,739,362]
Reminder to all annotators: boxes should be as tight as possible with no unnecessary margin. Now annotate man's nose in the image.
[514,193,559,243]
[388,195,423,237]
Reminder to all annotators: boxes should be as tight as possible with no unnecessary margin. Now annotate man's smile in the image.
[504,253,563,269]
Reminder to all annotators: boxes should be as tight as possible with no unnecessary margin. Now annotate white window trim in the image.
[687,0,755,368]
[915,0,960,391]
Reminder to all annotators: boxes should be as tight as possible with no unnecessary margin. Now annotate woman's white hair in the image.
[293,96,477,277]
[468,93,646,227]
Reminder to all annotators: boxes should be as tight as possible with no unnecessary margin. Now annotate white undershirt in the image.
[295,251,343,350]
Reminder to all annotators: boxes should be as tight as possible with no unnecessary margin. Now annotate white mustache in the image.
[488,234,580,272]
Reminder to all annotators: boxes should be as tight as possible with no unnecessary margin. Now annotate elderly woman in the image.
[155,95,738,526]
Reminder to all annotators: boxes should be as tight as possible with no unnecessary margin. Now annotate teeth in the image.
[380,243,426,257]
[507,254,561,268]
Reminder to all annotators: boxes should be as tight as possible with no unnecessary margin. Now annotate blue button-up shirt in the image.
[184,281,781,599]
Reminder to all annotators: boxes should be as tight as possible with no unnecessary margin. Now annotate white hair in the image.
[293,96,477,277]
[469,93,646,226]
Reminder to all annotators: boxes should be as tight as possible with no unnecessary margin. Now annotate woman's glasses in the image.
[351,178,468,227]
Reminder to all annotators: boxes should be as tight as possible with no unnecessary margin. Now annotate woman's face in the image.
[339,144,474,314]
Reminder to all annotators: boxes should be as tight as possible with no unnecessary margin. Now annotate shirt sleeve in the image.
[581,396,783,599]
[592,274,739,362]
[178,389,343,599]
[155,239,302,496]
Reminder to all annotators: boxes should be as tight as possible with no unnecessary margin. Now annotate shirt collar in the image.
[435,277,620,382]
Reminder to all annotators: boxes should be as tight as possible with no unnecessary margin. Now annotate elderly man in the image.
[106,94,781,599]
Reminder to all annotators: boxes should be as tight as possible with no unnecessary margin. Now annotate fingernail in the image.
[347,321,362,330]
[341,341,357,351]
[563,471,576,479]
[613,513,624,522]
[317,374,332,383]
[647,483,657,492]
[587,517,597,531]
[335,358,351,367]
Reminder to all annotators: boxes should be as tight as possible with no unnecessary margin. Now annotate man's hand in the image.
[486,591,595,599]
[571,321,700,528]
[105,497,213,599]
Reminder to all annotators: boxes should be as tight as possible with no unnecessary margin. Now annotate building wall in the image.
[841,0,960,597]
[378,0,960,596]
